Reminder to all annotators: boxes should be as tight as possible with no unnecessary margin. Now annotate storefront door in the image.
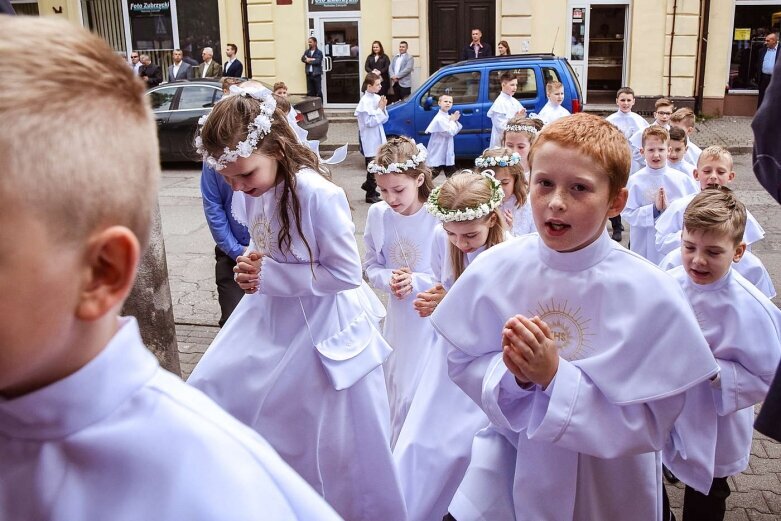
[313,16,361,107]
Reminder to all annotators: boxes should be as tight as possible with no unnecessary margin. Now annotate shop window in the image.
[177,0,222,65]
[421,72,482,105]
[729,1,781,91]
[488,68,537,101]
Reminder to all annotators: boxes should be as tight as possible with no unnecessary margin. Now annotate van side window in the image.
[488,68,537,101]
[542,67,562,89]
[421,71,481,106]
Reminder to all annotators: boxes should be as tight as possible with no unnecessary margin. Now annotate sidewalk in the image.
[167,115,781,519]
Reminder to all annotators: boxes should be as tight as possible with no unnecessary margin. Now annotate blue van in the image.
[383,54,583,159]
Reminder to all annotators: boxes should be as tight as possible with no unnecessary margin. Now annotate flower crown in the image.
[367,143,427,174]
[474,151,522,169]
[194,84,277,171]
[505,124,539,135]
[425,171,504,223]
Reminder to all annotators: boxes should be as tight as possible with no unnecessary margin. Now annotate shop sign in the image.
[128,1,170,15]
[572,8,584,23]
[734,28,751,41]
[308,0,360,12]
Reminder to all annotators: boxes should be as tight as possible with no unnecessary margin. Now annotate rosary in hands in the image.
[234,251,263,294]
[502,314,559,389]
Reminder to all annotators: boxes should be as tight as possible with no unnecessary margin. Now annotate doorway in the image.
[428,0,495,74]
[316,17,361,107]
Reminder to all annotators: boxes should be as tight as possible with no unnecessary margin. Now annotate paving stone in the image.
[733,472,781,493]
[746,510,781,521]
[728,490,770,513]
[762,491,781,514]
[725,510,751,521]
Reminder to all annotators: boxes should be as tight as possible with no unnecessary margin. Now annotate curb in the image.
[726,145,752,155]
[320,143,360,152]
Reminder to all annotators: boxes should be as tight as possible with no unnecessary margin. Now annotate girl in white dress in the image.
[187,83,406,521]
[475,146,535,236]
[363,137,440,446]
[395,171,508,521]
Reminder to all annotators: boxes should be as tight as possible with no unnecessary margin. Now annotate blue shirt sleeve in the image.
[200,166,248,260]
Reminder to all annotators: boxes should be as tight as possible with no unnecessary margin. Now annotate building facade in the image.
[13,0,781,115]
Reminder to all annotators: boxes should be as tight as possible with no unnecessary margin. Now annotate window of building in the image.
[488,68,537,101]
[729,1,781,91]
[10,0,39,15]
[177,0,223,65]
[421,71,482,105]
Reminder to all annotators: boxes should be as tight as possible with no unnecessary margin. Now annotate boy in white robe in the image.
[629,98,674,174]
[623,126,699,263]
[670,107,702,167]
[425,94,462,178]
[668,126,696,178]
[661,189,781,520]
[487,71,525,147]
[536,80,571,124]
[655,146,765,259]
[356,72,389,203]
[0,17,341,521]
[434,114,718,521]
[605,86,649,241]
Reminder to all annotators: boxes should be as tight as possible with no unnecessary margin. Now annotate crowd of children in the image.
[1,16,779,521]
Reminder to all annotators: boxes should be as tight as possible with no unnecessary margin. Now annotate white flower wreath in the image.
[425,170,504,223]
[505,124,539,135]
[367,143,428,174]
[474,152,522,169]
[194,84,277,171]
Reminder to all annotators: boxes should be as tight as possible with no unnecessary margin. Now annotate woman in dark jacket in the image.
[364,40,390,97]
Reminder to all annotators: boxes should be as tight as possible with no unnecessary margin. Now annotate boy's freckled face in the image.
[0,207,84,397]
[694,158,735,190]
[530,142,624,252]
[642,136,668,169]
[617,93,634,113]
[682,228,743,285]
[548,88,565,106]
[668,139,687,163]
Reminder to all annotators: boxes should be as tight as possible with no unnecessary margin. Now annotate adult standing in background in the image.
[199,47,222,79]
[168,49,191,82]
[757,32,778,108]
[129,51,142,75]
[497,40,511,56]
[223,43,243,78]
[462,28,493,60]
[365,41,390,96]
[139,54,162,87]
[301,37,323,99]
[388,41,414,102]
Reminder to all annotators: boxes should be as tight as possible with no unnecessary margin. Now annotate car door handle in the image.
[462,109,474,114]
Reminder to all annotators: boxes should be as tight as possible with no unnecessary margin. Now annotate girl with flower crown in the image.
[502,115,543,177]
[476,146,536,237]
[362,136,440,447]
[393,171,509,521]
[187,83,406,521]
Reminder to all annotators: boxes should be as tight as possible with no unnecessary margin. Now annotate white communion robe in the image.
[537,101,571,125]
[663,267,781,492]
[188,169,407,521]
[501,195,536,237]
[622,165,699,263]
[606,110,649,140]
[654,191,766,258]
[355,91,388,158]
[425,110,462,167]
[659,248,777,299]
[363,202,440,446]
[0,318,343,521]
[668,158,695,178]
[685,139,702,167]
[433,232,718,521]
[393,225,502,521]
[487,92,523,147]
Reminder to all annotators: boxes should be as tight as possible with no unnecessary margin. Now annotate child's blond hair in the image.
[642,125,670,147]
[528,113,630,199]
[655,98,674,110]
[373,137,434,201]
[683,187,746,246]
[697,145,734,171]
[502,116,543,146]
[546,81,563,96]
[0,17,158,249]
[478,147,528,208]
[436,172,505,281]
[670,107,695,128]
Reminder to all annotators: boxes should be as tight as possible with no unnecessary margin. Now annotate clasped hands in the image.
[502,315,559,390]
[412,283,446,317]
[234,251,262,294]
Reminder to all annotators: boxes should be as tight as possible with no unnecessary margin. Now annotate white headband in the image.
[367,143,428,174]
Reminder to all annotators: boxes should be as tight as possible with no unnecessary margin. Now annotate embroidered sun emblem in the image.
[250,216,277,258]
[389,237,421,269]
[533,299,594,361]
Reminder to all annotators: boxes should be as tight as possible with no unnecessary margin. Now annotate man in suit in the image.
[757,32,778,108]
[301,37,323,99]
[129,51,142,76]
[223,43,243,78]
[199,47,222,79]
[139,54,162,87]
[388,41,414,102]
[168,49,191,82]
[462,28,493,61]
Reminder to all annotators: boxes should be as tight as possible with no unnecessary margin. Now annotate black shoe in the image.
[360,181,368,192]
[611,229,622,242]
[365,193,381,203]
[663,465,679,484]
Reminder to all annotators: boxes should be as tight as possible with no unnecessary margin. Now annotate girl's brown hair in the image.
[478,146,527,208]
[362,72,380,92]
[502,115,543,145]
[199,88,326,264]
[437,171,505,281]
[373,136,433,201]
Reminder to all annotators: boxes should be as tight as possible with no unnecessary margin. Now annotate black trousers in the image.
[388,81,411,103]
[363,157,378,194]
[306,73,322,99]
[609,215,623,232]
[430,164,458,178]
[758,73,772,109]
[215,246,245,327]
[662,477,731,521]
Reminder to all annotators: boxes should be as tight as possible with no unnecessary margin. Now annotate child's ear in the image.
[76,226,140,321]
[416,173,425,187]
[607,187,628,218]
[693,169,700,180]
[640,147,645,156]
[733,242,747,263]
[728,171,736,181]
